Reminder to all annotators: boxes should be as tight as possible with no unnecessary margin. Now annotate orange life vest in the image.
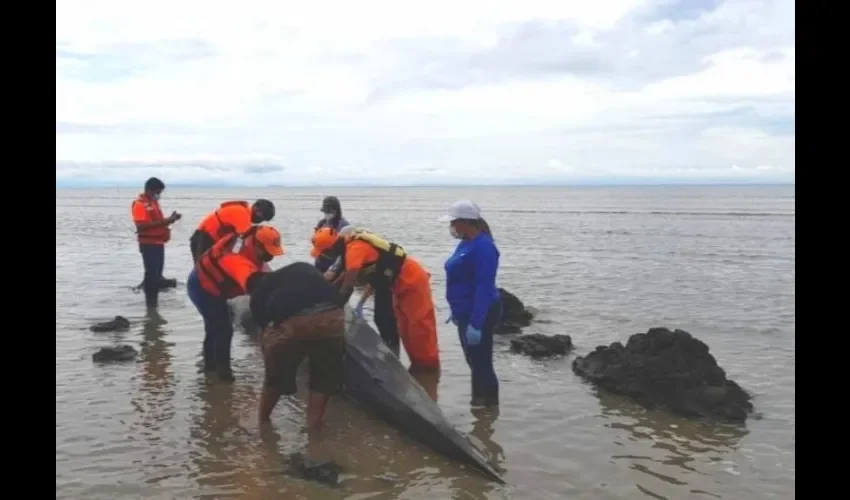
[197,200,251,241]
[237,226,263,265]
[132,194,170,245]
[196,233,249,298]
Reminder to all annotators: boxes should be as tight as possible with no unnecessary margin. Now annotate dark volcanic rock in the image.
[572,327,754,422]
[510,334,573,358]
[135,277,178,291]
[496,288,534,334]
[288,452,344,486]
[92,344,138,362]
[90,315,131,332]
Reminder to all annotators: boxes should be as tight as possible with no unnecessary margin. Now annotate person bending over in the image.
[189,199,275,262]
[249,262,346,433]
[311,227,440,400]
[186,225,284,382]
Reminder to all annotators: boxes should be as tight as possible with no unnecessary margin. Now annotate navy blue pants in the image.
[187,269,234,371]
[139,244,165,308]
[373,285,400,355]
[456,301,501,401]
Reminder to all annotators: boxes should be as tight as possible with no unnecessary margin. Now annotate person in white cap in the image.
[438,200,501,407]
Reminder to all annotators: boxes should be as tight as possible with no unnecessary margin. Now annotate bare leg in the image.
[306,392,330,433]
[258,384,283,425]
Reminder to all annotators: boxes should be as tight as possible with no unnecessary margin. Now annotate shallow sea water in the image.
[56,185,795,499]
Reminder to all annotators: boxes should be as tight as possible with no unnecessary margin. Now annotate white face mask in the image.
[450,226,461,239]
[323,212,335,221]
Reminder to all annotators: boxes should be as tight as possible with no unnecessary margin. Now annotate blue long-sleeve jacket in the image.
[444,232,500,330]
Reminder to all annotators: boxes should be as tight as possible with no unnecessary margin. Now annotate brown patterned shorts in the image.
[260,307,345,396]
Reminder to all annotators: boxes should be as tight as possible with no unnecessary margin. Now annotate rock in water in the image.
[135,277,178,291]
[90,315,131,332]
[496,288,534,334]
[288,452,344,486]
[572,327,754,422]
[510,334,573,358]
[92,345,138,362]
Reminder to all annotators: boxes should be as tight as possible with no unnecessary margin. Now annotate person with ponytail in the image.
[439,200,501,407]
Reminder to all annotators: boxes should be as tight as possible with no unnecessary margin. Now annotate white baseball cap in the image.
[438,200,482,222]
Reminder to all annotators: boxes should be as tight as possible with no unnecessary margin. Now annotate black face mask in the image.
[252,213,265,224]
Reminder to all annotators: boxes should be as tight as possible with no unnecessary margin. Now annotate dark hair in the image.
[253,199,275,221]
[322,196,341,212]
[144,177,165,192]
[458,217,493,241]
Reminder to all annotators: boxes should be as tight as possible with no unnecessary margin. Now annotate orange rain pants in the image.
[391,259,440,372]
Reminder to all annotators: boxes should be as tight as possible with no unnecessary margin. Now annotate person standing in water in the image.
[130,177,181,311]
[440,200,501,407]
[187,226,285,382]
[313,196,349,272]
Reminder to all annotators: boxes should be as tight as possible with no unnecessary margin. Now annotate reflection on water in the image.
[470,406,506,476]
[594,388,752,500]
[128,315,181,486]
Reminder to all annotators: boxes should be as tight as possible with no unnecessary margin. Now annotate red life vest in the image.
[131,194,170,245]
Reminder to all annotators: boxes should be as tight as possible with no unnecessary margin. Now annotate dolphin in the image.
[341,309,505,484]
[229,300,505,484]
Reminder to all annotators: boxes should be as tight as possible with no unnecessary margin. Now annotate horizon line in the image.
[56,181,795,189]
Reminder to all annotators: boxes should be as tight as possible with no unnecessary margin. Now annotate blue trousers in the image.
[187,269,234,371]
[456,301,501,401]
[140,243,165,308]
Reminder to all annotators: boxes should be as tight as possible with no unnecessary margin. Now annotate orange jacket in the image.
[196,200,253,242]
[131,193,170,245]
[197,233,261,299]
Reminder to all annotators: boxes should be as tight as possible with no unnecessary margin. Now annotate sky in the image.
[56,0,795,187]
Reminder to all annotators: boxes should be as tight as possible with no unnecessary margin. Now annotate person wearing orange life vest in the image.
[186,225,285,382]
[189,199,276,262]
[131,177,182,310]
[311,227,441,400]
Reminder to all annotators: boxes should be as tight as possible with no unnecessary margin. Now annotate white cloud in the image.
[56,0,795,185]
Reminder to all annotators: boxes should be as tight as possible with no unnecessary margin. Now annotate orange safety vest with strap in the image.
[344,230,407,287]
[196,233,249,298]
[131,194,170,245]
[197,200,251,241]
[237,226,262,263]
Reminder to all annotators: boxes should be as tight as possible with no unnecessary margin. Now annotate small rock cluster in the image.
[89,315,131,333]
[288,452,344,486]
[572,327,754,422]
[509,334,573,358]
[92,344,138,363]
[495,288,534,334]
[135,277,178,291]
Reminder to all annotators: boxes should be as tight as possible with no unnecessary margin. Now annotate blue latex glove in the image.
[465,326,482,346]
[353,303,365,319]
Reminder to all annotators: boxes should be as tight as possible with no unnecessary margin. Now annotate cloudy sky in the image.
[56,0,795,187]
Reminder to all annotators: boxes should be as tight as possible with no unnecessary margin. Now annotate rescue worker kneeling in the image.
[311,227,441,398]
[186,225,284,382]
[249,262,346,432]
[189,199,276,262]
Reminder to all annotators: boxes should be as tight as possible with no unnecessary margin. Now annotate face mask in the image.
[323,212,335,222]
[450,226,461,239]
